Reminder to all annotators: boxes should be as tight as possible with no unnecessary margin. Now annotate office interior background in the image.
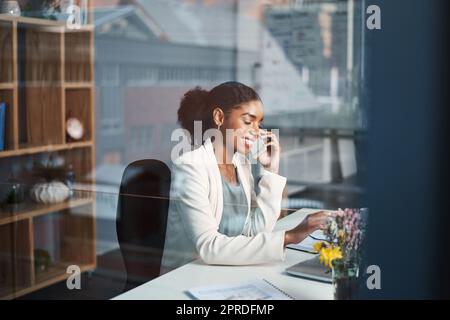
[0,0,448,300]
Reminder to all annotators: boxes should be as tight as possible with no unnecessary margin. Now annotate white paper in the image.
[187,279,293,300]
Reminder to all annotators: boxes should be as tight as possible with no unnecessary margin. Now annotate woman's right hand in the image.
[284,211,335,246]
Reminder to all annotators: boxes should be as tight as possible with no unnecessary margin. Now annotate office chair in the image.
[116,160,171,291]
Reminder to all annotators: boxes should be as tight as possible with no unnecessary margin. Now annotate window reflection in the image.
[0,0,366,299]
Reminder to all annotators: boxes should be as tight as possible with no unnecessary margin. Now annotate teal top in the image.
[218,173,248,237]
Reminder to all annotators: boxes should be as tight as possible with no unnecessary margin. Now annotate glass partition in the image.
[0,0,367,299]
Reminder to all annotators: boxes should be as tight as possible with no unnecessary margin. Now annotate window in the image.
[0,0,367,300]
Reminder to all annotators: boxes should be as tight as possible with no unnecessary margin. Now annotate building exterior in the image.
[93,0,363,210]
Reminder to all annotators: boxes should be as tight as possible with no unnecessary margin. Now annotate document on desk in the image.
[187,279,294,300]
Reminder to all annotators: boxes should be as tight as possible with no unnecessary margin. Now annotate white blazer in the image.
[160,138,287,274]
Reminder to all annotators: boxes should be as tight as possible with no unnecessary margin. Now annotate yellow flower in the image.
[313,241,324,253]
[318,245,343,269]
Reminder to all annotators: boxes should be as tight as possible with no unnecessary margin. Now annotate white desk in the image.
[113,208,333,300]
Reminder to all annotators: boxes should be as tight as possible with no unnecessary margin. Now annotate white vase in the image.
[30,181,70,204]
[1,1,21,16]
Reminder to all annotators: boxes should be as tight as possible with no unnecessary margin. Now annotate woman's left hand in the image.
[258,130,280,174]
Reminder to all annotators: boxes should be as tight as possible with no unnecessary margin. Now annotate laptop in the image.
[285,256,332,283]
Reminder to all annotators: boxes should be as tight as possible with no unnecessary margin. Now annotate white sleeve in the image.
[171,160,286,265]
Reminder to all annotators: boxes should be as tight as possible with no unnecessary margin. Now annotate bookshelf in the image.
[0,13,96,299]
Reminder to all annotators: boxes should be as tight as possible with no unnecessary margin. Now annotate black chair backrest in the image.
[116,160,171,290]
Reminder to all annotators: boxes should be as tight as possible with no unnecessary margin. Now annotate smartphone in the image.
[250,130,269,160]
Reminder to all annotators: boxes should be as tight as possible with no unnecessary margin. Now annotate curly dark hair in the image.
[177,81,261,144]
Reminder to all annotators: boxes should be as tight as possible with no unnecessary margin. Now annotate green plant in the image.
[21,0,61,20]
[34,249,51,273]
[31,154,67,182]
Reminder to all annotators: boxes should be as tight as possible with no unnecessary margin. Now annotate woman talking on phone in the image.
[161,81,332,274]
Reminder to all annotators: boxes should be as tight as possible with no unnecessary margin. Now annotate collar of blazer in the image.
[203,138,249,167]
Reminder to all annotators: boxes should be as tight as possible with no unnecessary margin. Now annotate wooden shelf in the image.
[0,262,95,300]
[0,197,94,226]
[65,25,94,32]
[35,262,95,286]
[0,20,14,83]
[0,2,96,300]
[0,141,93,158]
[65,82,93,89]
[0,14,93,31]
[0,14,66,27]
[0,285,29,301]
[0,83,14,89]
[18,81,63,87]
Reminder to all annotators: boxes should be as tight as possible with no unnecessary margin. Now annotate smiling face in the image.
[221,100,265,155]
